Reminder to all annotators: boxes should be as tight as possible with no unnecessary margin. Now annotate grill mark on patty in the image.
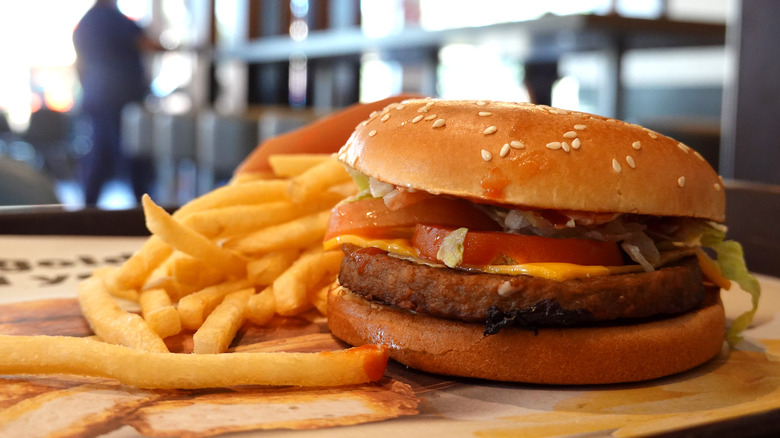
[338,245,706,328]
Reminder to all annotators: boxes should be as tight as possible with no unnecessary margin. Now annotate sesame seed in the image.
[574,124,587,130]
[561,142,571,152]
[546,142,562,150]
[678,143,690,153]
[412,115,423,123]
[395,104,405,110]
[571,138,581,149]
[361,120,368,127]
[694,150,705,161]
[432,118,446,128]
[714,183,721,191]
[626,155,636,168]
[476,101,488,106]
[424,114,437,121]
[481,149,492,161]
[484,126,498,135]
[369,111,378,118]
[478,111,492,117]
[563,131,578,138]
[648,132,658,139]
[368,130,377,137]
[500,143,511,157]
[510,140,525,149]
[612,159,622,173]
[381,114,390,122]
[418,104,432,113]
[632,141,641,150]
[606,119,617,123]
[678,176,686,187]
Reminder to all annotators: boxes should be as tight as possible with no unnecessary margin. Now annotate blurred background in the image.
[0,0,776,210]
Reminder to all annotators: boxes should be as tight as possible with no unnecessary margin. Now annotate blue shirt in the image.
[73,5,149,112]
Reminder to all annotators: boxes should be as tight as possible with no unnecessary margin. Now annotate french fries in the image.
[193,288,254,354]
[170,256,225,290]
[139,288,182,339]
[223,209,332,255]
[0,335,388,388]
[247,286,276,326]
[287,157,351,203]
[78,276,168,353]
[6,153,377,389]
[273,248,344,316]
[173,179,290,218]
[269,153,332,177]
[142,195,247,279]
[110,236,173,292]
[246,249,300,285]
[177,279,253,330]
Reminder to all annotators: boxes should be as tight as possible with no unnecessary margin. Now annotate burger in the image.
[323,99,758,385]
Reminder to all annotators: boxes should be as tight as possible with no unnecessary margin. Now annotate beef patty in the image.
[338,245,706,331]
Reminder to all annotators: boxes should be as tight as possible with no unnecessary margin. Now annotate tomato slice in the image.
[412,224,624,266]
[325,197,500,240]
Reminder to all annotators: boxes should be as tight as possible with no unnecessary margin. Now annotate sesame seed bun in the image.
[328,286,726,385]
[338,99,725,221]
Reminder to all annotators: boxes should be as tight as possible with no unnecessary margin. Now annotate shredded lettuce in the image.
[345,168,373,200]
[691,222,760,347]
[711,239,761,347]
[436,228,468,268]
[697,221,728,247]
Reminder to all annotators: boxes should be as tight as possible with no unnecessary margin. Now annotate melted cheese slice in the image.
[323,234,643,281]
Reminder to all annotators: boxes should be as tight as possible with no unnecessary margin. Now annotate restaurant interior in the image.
[0,0,777,275]
[1,4,780,436]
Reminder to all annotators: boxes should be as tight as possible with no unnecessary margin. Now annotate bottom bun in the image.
[327,286,726,385]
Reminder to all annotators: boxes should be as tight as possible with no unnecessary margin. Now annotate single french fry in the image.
[325,181,359,199]
[224,209,331,255]
[142,195,246,279]
[287,157,350,203]
[177,279,253,330]
[0,334,389,388]
[139,288,182,339]
[229,172,273,184]
[173,179,290,218]
[247,286,276,326]
[273,248,344,316]
[111,236,174,292]
[246,248,300,286]
[142,276,192,301]
[184,186,348,240]
[91,267,139,302]
[310,281,336,316]
[170,256,225,290]
[193,288,254,354]
[268,154,332,178]
[77,276,168,353]
[183,201,307,239]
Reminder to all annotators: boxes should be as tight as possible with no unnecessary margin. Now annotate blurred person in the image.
[72,0,160,206]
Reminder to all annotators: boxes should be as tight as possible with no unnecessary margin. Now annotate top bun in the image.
[338,99,725,222]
